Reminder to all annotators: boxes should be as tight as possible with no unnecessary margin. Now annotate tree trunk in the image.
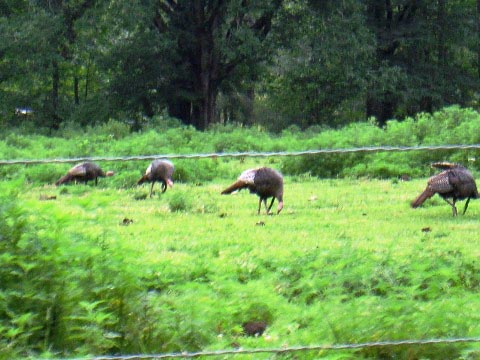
[168,99,192,126]
[366,92,394,127]
[84,60,89,100]
[51,60,61,129]
[191,88,216,131]
[244,87,255,125]
[437,0,447,69]
[63,1,96,107]
[52,60,59,112]
[365,1,397,126]
[141,95,154,118]
[74,76,79,105]
[191,0,219,130]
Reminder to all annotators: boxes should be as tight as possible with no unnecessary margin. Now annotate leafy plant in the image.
[168,191,192,212]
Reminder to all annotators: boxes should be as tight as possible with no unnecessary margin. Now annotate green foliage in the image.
[2,1,480,131]
[264,0,374,128]
[0,192,61,358]
[281,107,480,178]
[168,191,192,212]
[2,106,480,185]
[0,184,147,358]
[66,96,112,128]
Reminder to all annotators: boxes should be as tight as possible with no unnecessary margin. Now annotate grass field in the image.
[11,174,480,359]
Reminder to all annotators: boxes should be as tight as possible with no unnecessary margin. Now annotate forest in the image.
[1,0,480,132]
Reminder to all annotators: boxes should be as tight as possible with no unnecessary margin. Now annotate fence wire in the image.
[0,144,480,165]
[57,337,480,360]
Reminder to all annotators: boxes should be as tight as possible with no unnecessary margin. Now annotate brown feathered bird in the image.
[137,159,174,197]
[221,167,284,214]
[242,321,267,337]
[55,162,114,186]
[411,162,479,216]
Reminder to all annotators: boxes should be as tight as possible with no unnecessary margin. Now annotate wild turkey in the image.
[242,321,267,337]
[221,167,284,214]
[55,162,114,186]
[137,159,174,197]
[411,162,479,216]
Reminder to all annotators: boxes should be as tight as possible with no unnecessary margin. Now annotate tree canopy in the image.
[1,0,479,131]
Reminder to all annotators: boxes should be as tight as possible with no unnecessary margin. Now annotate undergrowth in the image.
[1,106,480,186]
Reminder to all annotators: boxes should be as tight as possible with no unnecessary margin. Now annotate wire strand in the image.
[56,337,480,359]
[0,144,479,165]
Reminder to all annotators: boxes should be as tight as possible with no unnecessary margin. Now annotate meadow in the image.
[1,107,480,359]
[2,167,480,359]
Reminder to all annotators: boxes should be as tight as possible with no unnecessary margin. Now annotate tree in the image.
[259,0,375,129]
[2,0,480,132]
[38,0,97,128]
[0,0,97,129]
[151,0,283,130]
[97,0,283,130]
[261,0,480,130]
[364,0,479,126]
[0,6,62,127]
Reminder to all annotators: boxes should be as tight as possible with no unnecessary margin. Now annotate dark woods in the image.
[1,0,479,131]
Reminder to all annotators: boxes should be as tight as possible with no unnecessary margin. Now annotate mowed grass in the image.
[17,177,480,358]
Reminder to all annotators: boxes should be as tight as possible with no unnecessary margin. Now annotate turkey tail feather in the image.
[411,189,434,208]
[221,180,247,194]
[431,162,459,170]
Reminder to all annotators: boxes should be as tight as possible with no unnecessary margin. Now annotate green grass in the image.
[10,176,480,359]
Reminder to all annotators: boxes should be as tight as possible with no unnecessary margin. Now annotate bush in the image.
[0,194,62,358]
[87,119,131,140]
[0,188,144,357]
[168,191,192,212]
[66,95,111,128]
[1,105,480,184]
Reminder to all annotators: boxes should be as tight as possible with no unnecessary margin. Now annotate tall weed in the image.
[0,193,62,358]
[2,106,480,183]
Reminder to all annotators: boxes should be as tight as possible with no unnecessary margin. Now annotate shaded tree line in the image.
[1,0,479,131]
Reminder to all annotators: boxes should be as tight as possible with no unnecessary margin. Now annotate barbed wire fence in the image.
[0,144,480,165]
[59,338,480,360]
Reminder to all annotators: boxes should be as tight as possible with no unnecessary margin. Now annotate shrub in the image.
[0,194,62,358]
[66,95,111,128]
[87,119,131,140]
[2,105,480,184]
[168,191,192,212]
